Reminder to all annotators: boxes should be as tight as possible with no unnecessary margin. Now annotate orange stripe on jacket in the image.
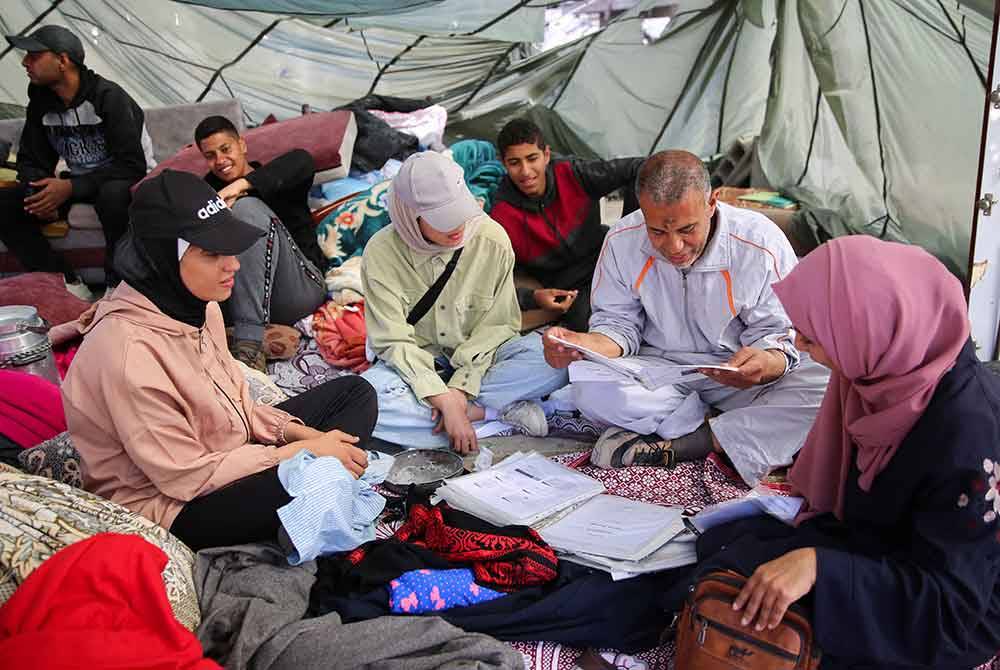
[633,256,655,292]
[720,270,737,317]
[593,222,646,290]
[729,233,783,280]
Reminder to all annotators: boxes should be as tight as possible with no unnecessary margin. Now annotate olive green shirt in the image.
[361,217,520,400]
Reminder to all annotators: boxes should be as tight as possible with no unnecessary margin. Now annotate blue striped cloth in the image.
[276,450,393,565]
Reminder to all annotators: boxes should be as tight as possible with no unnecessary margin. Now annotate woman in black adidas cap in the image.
[61,170,377,550]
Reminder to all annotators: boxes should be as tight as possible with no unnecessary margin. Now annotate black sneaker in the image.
[590,427,675,469]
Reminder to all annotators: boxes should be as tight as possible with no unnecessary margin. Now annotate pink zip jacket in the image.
[61,283,298,528]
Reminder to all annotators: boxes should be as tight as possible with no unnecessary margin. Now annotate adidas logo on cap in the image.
[197,195,228,220]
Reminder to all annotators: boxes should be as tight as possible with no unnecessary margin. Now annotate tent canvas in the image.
[0,0,992,276]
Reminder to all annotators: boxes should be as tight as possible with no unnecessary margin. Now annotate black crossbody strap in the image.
[407,247,464,326]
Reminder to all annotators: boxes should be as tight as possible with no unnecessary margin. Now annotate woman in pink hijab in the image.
[685,236,1000,669]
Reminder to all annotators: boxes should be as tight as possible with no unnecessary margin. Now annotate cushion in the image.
[140,110,356,189]
[316,180,392,267]
[0,272,90,325]
[18,431,81,489]
[142,99,245,164]
[236,359,289,406]
[0,468,199,629]
[66,203,102,230]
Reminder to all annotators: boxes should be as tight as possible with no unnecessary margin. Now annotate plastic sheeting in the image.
[757,0,991,276]
[0,1,541,123]
[0,0,992,275]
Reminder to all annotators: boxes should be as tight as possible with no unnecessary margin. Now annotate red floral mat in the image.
[380,450,1000,670]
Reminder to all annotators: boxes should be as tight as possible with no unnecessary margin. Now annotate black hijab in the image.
[114,169,265,328]
[114,229,208,328]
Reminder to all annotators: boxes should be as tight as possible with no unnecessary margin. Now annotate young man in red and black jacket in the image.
[491,118,643,332]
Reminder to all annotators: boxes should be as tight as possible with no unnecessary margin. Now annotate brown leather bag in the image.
[674,570,822,670]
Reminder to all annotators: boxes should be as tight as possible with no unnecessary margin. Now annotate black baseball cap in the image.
[5,25,85,65]
[130,170,264,256]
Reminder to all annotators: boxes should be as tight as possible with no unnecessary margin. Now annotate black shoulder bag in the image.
[406,247,464,326]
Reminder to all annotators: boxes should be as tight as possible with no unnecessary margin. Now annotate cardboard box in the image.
[716,187,809,256]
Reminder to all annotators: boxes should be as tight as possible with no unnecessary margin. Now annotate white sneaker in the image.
[64,278,95,302]
[499,400,549,437]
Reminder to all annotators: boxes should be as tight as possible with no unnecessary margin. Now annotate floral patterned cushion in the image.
[0,467,199,630]
[17,431,82,488]
[236,359,289,406]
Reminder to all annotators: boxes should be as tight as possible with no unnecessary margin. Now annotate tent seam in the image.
[196,19,283,102]
[648,3,737,153]
[857,0,896,238]
[367,34,427,95]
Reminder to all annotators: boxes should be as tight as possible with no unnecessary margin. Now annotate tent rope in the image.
[716,18,744,154]
[367,35,426,95]
[795,87,824,187]
[648,2,736,154]
[857,0,897,238]
[196,19,282,102]
[935,0,988,87]
[453,43,519,113]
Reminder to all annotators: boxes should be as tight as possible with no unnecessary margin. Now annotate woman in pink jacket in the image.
[61,170,377,550]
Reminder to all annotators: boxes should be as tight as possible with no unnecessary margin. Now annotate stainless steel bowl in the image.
[384,449,465,495]
[0,305,60,384]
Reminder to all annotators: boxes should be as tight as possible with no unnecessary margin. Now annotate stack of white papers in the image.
[436,452,698,579]
[538,494,686,562]
[433,452,606,527]
[560,532,698,581]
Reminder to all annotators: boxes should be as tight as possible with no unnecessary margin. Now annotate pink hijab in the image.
[772,236,969,521]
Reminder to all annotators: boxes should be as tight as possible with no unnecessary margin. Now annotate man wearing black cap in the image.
[2,24,153,297]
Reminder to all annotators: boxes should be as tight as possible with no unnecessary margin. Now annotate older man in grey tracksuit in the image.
[543,150,829,486]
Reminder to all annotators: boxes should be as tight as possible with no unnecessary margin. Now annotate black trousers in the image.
[169,375,378,551]
[0,179,134,282]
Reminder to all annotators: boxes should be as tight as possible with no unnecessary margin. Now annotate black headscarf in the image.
[114,228,208,328]
[113,169,265,328]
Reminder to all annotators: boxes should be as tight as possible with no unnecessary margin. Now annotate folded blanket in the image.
[313,300,369,373]
[0,369,66,447]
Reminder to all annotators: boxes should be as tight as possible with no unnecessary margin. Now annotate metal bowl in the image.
[384,449,465,495]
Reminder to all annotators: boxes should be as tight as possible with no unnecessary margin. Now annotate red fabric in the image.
[393,503,558,590]
[53,345,79,378]
[491,162,591,264]
[773,236,969,521]
[137,110,352,191]
[0,272,90,325]
[0,533,220,669]
[314,301,370,373]
[0,369,65,447]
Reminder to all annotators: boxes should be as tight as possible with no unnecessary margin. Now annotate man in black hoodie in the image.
[491,118,643,332]
[2,25,152,296]
[195,115,326,371]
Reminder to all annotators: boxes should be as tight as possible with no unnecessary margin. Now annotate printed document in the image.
[538,494,686,561]
[434,452,606,527]
[549,335,737,390]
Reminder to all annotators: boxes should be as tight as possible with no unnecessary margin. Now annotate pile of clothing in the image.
[312,300,368,373]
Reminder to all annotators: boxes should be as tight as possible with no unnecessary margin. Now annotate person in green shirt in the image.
[360,152,569,453]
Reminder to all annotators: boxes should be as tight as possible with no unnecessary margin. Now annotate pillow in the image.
[236,359,289,406]
[0,272,89,325]
[18,431,82,489]
[0,468,199,629]
[139,110,356,189]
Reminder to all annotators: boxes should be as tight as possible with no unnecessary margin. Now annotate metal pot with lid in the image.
[0,305,60,385]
